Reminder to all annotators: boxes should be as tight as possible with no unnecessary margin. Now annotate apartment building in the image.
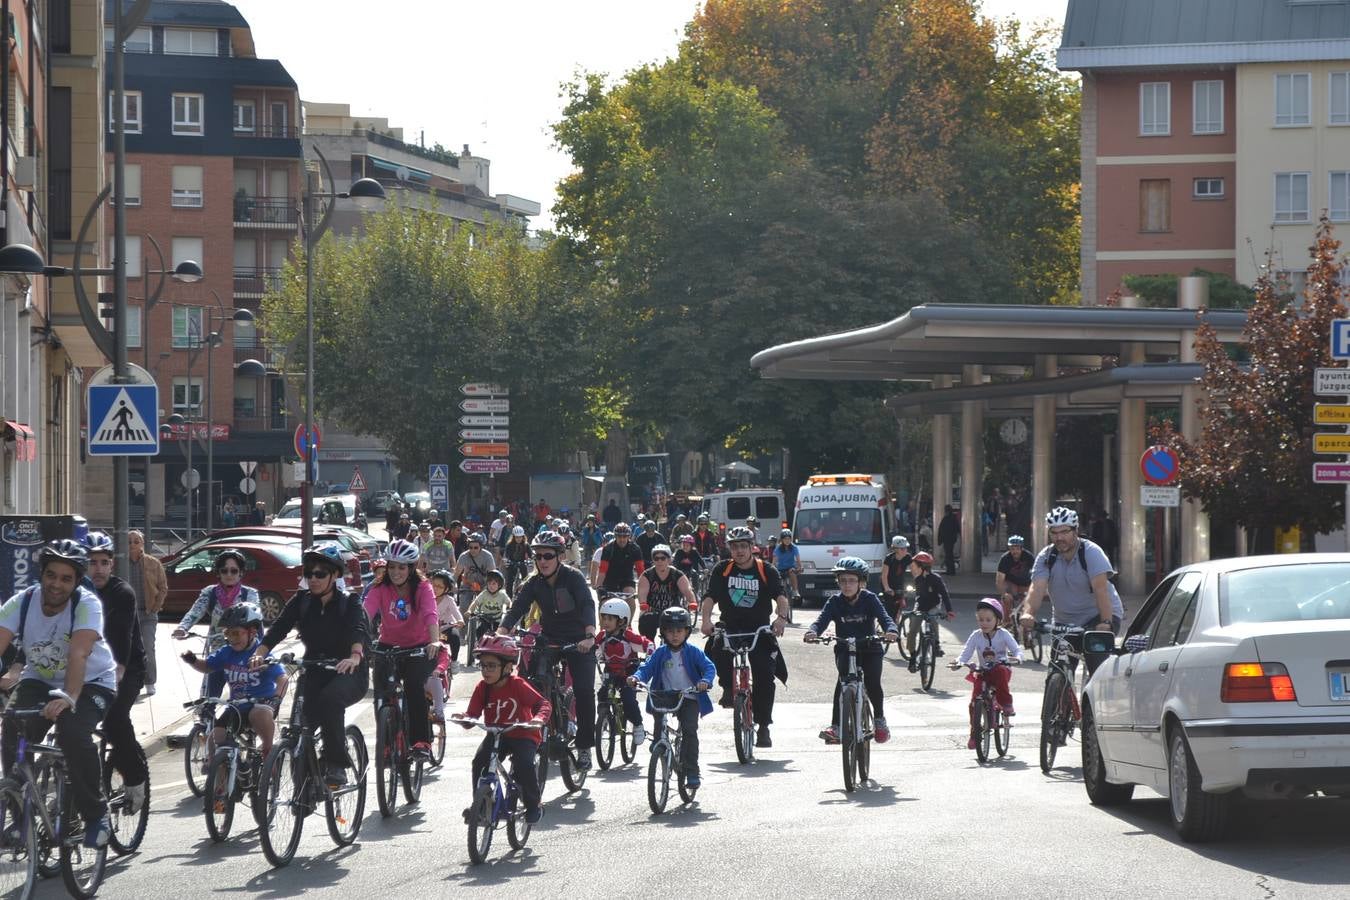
[1060,0,1350,304]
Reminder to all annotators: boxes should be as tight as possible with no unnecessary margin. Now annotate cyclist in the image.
[557,523,582,567]
[1018,506,1123,676]
[995,535,1034,629]
[905,551,955,672]
[0,539,120,848]
[502,526,531,595]
[803,556,898,745]
[181,602,287,758]
[596,523,644,619]
[429,569,465,665]
[589,531,613,585]
[700,525,789,748]
[691,514,720,560]
[636,544,699,641]
[454,534,497,606]
[455,635,548,825]
[669,513,694,542]
[579,514,604,559]
[595,597,653,746]
[467,570,511,627]
[772,529,800,600]
[489,509,510,547]
[84,532,150,814]
[744,516,761,548]
[635,519,665,565]
[671,535,705,585]
[880,535,914,622]
[422,524,457,574]
[952,598,1022,749]
[499,530,599,770]
[253,543,369,786]
[629,607,715,790]
[172,548,261,699]
[363,538,439,760]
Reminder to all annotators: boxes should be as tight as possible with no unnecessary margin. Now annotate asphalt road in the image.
[36,613,1350,900]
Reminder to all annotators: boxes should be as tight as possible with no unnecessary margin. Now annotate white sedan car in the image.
[1080,553,1350,842]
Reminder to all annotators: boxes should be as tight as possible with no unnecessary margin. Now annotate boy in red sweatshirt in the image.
[596,597,654,746]
[455,634,551,824]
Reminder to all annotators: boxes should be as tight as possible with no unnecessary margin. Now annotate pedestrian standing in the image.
[222,498,237,529]
[249,500,267,525]
[937,505,960,575]
[127,529,167,696]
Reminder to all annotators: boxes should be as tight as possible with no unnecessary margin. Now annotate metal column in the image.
[959,365,984,573]
[1031,355,1057,550]
[1117,335,1147,596]
[1177,276,1210,564]
[931,375,953,543]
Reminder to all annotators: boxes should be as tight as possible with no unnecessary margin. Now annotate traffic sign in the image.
[1139,445,1179,486]
[1316,367,1350,395]
[430,484,449,505]
[1333,319,1350,359]
[293,424,321,459]
[1314,433,1350,454]
[460,383,509,397]
[1315,404,1350,425]
[240,461,257,476]
[459,429,509,442]
[460,459,509,474]
[458,415,509,427]
[460,398,510,414]
[88,384,159,455]
[239,477,257,494]
[428,464,449,483]
[348,466,368,493]
[460,443,509,457]
[1314,462,1350,483]
[181,469,201,489]
[1141,485,1180,507]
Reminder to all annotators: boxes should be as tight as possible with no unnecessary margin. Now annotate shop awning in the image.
[3,421,35,462]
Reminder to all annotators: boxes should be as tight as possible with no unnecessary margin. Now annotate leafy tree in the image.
[1122,269,1255,310]
[1153,219,1348,545]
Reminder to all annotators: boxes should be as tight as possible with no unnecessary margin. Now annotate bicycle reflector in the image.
[1221,662,1296,702]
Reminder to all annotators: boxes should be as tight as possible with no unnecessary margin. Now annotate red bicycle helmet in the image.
[476,634,520,664]
[912,551,935,568]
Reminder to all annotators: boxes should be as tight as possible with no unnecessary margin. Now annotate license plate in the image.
[1330,670,1350,701]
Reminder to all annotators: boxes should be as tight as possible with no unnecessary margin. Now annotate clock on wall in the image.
[1000,418,1028,446]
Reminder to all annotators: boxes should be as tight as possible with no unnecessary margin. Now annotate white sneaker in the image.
[633,724,647,746]
[126,782,147,814]
[144,685,156,697]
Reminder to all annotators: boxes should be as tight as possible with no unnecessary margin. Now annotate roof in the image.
[106,0,249,29]
[1059,0,1350,69]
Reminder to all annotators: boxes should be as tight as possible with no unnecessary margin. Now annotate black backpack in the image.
[1044,542,1118,585]
[296,589,375,658]
[18,584,79,646]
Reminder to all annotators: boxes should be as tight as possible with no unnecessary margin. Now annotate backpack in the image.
[17,584,80,646]
[1044,542,1118,585]
[719,558,768,582]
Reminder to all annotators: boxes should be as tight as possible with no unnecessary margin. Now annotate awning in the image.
[366,155,432,183]
[3,421,35,462]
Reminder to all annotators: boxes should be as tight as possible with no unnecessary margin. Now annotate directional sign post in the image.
[1314,462,1350,484]
[459,398,510,414]
[88,384,159,455]
[1314,403,1350,425]
[1315,367,1350,395]
[460,383,509,397]
[460,459,509,475]
[1139,445,1179,486]
[460,443,510,458]
[458,415,509,428]
[459,429,509,442]
[1314,433,1350,454]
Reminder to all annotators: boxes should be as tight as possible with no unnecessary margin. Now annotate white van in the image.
[792,474,894,601]
[700,489,787,540]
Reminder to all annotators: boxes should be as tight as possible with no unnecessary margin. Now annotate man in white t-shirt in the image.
[0,539,121,849]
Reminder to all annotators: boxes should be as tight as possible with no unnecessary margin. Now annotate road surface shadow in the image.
[818,782,914,807]
[537,789,595,829]
[447,849,548,884]
[238,844,360,897]
[706,757,797,778]
[357,805,432,842]
[641,801,720,827]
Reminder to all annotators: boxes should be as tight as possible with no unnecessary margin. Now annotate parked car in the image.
[368,490,401,515]
[274,493,359,526]
[162,529,364,610]
[1080,553,1350,842]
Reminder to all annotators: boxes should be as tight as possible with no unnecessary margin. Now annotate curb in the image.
[142,710,196,759]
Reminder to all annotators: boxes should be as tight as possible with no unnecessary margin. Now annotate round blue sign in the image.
[1140,445,1179,486]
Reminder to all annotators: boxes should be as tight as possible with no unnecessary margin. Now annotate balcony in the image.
[234,267,283,298]
[233,196,297,228]
[234,339,286,372]
[234,124,299,140]
[232,412,290,432]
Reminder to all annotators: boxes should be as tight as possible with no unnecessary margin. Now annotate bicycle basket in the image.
[649,690,685,712]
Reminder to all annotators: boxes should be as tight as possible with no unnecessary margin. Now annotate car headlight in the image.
[802,560,815,571]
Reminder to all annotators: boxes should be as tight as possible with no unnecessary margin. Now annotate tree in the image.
[1153,219,1348,544]
[1122,269,1255,309]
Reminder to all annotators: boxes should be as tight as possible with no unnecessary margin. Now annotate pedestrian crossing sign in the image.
[88,384,159,456]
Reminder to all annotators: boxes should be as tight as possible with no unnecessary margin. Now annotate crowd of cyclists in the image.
[0,501,1122,881]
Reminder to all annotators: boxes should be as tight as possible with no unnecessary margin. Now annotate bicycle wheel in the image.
[0,781,35,898]
[401,746,424,805]
[183,722,209,798]
[647,747,671,814]
[840,692,857,793]
[733,693,754,764]
[560,742,587,792]
[32,760,58,879]
[595,707,615,771]
[895,616,912,663]
[59,786,106,900]
[857,698,872,784]
[258,741,304,868]
[995,705,1012,758]
[104,745,149,855]
[973,699,991,764]
[535,727,551,796]
[326,725,367,847]
[375,705,400,818]
[506,787,531,851]
[429,709,447,768]
[619,706,638,764]
[676,737,696,804]
[1039,670,1071,775]
[919,638,936,691]
[466,783,495,865]
[204,750,236,843]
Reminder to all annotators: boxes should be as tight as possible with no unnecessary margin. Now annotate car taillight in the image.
[1221,662,1297,702]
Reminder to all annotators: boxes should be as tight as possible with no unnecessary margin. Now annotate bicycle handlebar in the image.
[633,684,705,713]
[451,717,542,735]
[370,646,428,659]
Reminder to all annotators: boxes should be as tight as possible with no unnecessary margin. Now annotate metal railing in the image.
[234,124,298,139]
[233,413,290,432]
[233,197,298,226]
[233,267,283,295]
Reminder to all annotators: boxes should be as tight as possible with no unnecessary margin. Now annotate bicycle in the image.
[712,625,774,764]
[816,635,892,792]
[99,727,150,855]
[776,569,798,624]
[179,631,215,798]
[911,612,947,692]
[256,655,367,868]
[370,646,429,817]
[457,718,541,864]
[893,607,916,663]
[198,697,270,842]
[0,706,107,899]
[594,650,641,771]
[961,659,1019,764]
[426,665,449,769]
[524,640,587,794]
[639,685,702,814]
[464,613,502,663]
[1006,592,1042,663]
[1034,622,1087,774]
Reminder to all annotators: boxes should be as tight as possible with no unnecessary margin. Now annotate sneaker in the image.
[462,806,475,825]
[144,684,157,697]
[819,726,840,745]
[755,725,772,748]
[934,647,945,658]
[412,741,432,760]
[632,723,647,746]
[908,659,918,674]
[967,736,977,750]
[431,712,445,724]
[1005,706,1016,717]
[525,805,543,824]
[685,773,701,789]
[324,764,348,787]
[874,718,890,744]
[576,749,592,770]
[718,689,733,709]
[83,815,111,849]
[126,781,147,814]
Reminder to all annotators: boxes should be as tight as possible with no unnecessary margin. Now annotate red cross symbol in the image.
[828,546,845,558]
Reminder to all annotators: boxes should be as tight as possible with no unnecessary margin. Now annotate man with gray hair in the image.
[126,531,167,695]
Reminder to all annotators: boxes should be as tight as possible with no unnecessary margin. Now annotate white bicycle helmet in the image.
[599,598,631,621]
[890,535,909,549]
[650,544,672,558]
[1046,507,1078,529]
[511,525,526,537]
[386,538,421,563]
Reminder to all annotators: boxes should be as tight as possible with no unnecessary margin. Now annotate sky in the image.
[229,0,1070,230]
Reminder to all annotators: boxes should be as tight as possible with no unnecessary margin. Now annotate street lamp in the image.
[298,147,386,548]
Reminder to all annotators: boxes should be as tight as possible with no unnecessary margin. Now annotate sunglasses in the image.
[534,552,558,561]
[304,569,332,579]
[217,567,241,575]
[652,555,670,561]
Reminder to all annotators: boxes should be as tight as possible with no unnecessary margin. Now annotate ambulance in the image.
[792,474,894,602]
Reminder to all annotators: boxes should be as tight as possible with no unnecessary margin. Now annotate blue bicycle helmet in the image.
[832,556,870,578]
[84,531,115,557]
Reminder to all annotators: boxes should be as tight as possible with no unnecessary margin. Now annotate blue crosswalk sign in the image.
[88,384,159,455]
[428,464,449,482]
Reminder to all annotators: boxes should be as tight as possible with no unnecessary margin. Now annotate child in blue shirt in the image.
[181,602,287,758]
[630,606,715,789]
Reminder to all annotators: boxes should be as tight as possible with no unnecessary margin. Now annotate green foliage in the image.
[1122,269,1255,310]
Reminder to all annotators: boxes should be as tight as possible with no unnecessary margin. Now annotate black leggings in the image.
[374,647,432,745]
[831,646,885,726]
[104,670,148,788]
[300,667,368,767]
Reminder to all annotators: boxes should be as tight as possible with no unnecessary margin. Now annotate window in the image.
[120,163,141,206]
[793,509,884,546]
[171,166,204,208]
[1221,562,1350,624]
[269,102,288,136]
[172,237,204,272]
[172,94,204,136]
[1139,179,1171,232]
[1333,73,1350,125]
[1193,80,1224,133]
[108,91,141,134]
[107,236,142,277]
[233,100,256,133]
[1275,73,1311,126]
[1146,571,1203,649]
[103,26,151,53]
[754,496,781,523]
[1332,172,1350,221]
[1140,82,1170,135]
[1193,177,1224,199]
[172,306,204,350]
[1274,172,1310,222]
[171,377,203,414]
[163,28,217,57]
[101,305,142,349]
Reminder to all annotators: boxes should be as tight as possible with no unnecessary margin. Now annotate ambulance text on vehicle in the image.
[792,474,893,601]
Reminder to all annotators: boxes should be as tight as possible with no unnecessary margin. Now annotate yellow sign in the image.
[1313,433,1350,454]
[1314,404,1350,424]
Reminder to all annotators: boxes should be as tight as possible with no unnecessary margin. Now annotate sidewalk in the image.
[937,550,1147,613]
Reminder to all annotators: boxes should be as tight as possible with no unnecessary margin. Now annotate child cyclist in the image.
[466,570,511,626]
[453,635,550,825]
[905,550,955,671]
[803,556,899,744]
[951,597,1022,749]
[179,602,287,758]
[629,607,715,790]
[426,569,462,721]
[595,597,654,746]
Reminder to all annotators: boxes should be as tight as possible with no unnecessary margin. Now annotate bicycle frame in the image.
[819,635,891,742]
[717,626,773,697]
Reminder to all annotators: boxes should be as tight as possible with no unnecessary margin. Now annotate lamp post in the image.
[298,147,386,549]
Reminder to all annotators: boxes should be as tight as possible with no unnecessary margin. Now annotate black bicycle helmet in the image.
[485,569,505,586]
[530,530,566,552]
[213,548,247,572]
[429,568,456,588]
[659,606,693,631]
[39,539,89,576]
[219,602,264,631]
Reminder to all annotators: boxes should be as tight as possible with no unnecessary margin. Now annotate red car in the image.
[161,538,361,624]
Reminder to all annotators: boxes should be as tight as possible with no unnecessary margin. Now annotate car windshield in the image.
[794,509,883,546]
[406,492,430,504]
[1221,563,1350,624]
[267,545,303,567]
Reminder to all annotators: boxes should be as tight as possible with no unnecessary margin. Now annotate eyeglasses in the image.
[479,661,503,671]
[218,567,241,575]
[534,552,558,561]
[1049,527,1075,537]
[304,569,331,579]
